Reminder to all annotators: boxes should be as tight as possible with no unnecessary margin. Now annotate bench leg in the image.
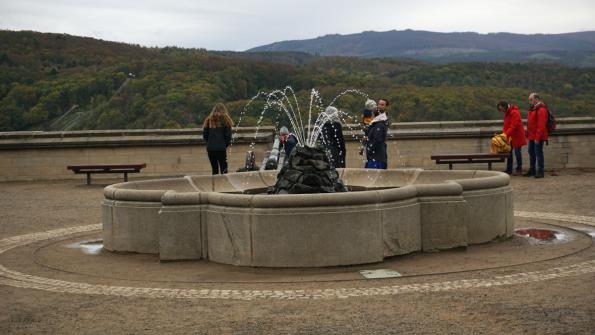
[124,172,128,182]
[86,173,91,185]
[488,162,492,170]
[449,163,453,170]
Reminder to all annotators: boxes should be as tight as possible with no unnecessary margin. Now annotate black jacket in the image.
[203,126,231,151]
[321,121,346,168]
[279,134,298,159]
[366,120,388,164]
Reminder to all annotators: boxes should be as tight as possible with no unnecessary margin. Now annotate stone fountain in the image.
[101,87,514,267]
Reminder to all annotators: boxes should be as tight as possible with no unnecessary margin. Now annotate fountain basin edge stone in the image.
[101,168,513,267]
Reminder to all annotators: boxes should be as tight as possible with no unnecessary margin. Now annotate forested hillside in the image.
[1,30,594,131]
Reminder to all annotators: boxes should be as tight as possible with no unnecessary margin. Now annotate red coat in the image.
[527,102,549,141]
[502,105,527,148]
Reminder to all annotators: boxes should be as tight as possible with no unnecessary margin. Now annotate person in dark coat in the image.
[320,106,346,168]
[376,98,391,166]
[365,110,388,169]
[278,126,298,165]
[203,103,233,174]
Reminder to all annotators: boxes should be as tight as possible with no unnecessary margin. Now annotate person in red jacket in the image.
[497,101,527,175]
[525,93,549,178]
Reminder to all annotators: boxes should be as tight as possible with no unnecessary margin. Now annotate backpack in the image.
[546,107,556,133]
[491,134,511,154]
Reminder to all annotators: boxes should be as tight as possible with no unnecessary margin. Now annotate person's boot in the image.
[523,169,535,177]
[535,170,544,178]
[514,167,523,175]
[502,169,512,175]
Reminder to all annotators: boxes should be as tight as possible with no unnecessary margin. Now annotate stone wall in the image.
[0,128,272,181]
[1,117,594,181]
[345,117,595,170]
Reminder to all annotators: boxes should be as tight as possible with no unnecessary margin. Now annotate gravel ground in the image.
[0,170,594,334]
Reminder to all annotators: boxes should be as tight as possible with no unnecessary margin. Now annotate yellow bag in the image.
[491,133,511,153]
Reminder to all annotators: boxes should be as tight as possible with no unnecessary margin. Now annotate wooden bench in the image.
[67,164,146,185]
[430,153,509,170]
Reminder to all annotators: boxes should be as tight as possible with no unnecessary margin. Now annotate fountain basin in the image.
[102,169,513,267]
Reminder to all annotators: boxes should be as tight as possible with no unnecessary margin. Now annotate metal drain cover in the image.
[360,269,402,279]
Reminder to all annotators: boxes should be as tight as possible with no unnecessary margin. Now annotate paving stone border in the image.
[0,212,593,300]
[514,211,595,226]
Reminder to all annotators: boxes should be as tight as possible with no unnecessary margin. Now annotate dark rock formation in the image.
[270,146,348,194]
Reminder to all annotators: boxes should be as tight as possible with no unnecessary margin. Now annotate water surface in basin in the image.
[221,186,397,195]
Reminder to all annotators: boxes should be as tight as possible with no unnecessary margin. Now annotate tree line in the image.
[1,30,594,132]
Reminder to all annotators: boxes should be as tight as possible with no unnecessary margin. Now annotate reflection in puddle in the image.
[554,232,571,243]
[65,240,103,255]
[515,228,569,244]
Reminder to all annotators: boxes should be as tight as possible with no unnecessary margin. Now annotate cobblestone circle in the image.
[0,212,593,300]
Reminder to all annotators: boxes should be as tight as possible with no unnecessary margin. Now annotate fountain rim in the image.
[103,169,510,208]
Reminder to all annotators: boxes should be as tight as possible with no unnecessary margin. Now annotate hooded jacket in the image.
[527,102,549,141]
[502,104,527,148]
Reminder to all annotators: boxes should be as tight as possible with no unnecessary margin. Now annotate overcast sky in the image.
[1,0,594,51]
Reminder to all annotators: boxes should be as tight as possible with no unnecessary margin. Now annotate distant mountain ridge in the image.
[248,30,595,66]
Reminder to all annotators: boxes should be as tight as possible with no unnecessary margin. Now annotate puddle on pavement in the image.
[515,228,570,245]
[65,240,103,255]
[360,269,402,279]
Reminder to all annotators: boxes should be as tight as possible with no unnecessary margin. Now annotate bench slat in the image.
[67,163,146,170]
[431,153,509,160]
[70,169,142,174]
[67,163,146,185]
[431,153,508,171]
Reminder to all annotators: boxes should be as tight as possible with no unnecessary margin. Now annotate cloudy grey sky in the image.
[1,0,594,51]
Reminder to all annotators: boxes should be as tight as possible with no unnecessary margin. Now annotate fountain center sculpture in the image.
[237,87,363,194]
[270,146,347,194]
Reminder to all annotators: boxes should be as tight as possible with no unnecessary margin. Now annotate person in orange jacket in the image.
[497,101,527,175]
[525,93,549,178]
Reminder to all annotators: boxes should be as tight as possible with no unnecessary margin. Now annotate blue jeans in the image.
[506,147,523,172]
[528,140,544,172]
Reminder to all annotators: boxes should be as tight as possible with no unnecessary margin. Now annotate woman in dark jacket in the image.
[365,111,388,169]
[320,106,346,168]
[203,103,233,174]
